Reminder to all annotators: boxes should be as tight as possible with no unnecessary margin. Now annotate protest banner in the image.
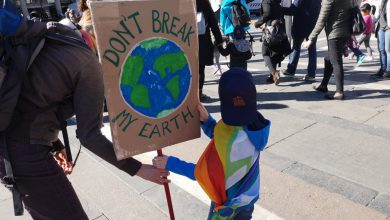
[90,0,200,161]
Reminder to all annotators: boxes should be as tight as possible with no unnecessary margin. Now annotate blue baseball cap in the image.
[219,68,258,126]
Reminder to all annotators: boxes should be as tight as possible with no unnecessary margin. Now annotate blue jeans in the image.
[207,203,255,220]
[378,28,390,72]
[287,37,317,77]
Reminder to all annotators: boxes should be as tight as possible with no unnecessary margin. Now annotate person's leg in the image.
[349,46,363,57]
[378,29,387,72]
[328,38,347,93]
[307,39,318,78]
[2,142,88,220]
[286,37,304,75]
[262,44,274,73]
[262,44,275,83]
[233,205,255,220]
[320,53,333,88]
[384,29,390,72]
[199,63,205,96]
[364,36,373,57]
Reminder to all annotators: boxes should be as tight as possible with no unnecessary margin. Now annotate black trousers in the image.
[321,37,348,92]
[0,142,88,220]
[199,63,206,95]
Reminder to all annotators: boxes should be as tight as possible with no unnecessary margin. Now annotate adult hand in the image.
[136,164,170,185]
[197,102,209,122]
[152,156,168,169]
[304,40,313,49]
[53,149,73,175]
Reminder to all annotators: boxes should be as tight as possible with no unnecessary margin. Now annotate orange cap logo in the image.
[233,96,246,107]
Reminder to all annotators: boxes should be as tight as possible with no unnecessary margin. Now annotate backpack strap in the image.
[0,134,24,216]
[45,32,90,51]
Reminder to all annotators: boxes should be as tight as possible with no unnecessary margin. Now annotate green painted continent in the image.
[121,56,144,87]
[157,109,175,118]
[153,51,188,79]
[166,75,180,100]
[140,38,168,50]
[130,84,151,108]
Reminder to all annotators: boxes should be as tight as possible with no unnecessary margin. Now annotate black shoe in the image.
[200,93,211,102]
[384,72,390,79]
[313,85,328,93]
[303,75,316,83]
[266,75,274,84]
[282,70,295,77]
[370,69,384,79]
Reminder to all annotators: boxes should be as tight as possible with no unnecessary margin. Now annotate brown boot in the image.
[272,70,280,85]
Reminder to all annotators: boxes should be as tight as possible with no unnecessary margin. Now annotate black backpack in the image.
[0,21,89,216]
[352,0,366,35]
[232,0,251,27]
[262,20,292,64]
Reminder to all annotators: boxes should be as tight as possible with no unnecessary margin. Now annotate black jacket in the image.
[254,0,283,28]
[282,0,321,39]
[197,0,224,66]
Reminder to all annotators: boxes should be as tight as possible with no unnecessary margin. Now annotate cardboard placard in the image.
[90,0,200,160]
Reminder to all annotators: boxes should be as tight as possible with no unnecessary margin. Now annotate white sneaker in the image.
[366,56,373,61]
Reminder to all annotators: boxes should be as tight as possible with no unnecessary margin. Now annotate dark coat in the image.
[308,0,353,41]
[254,0,283,28]
[282,0,321,39]
[197,0,223,66]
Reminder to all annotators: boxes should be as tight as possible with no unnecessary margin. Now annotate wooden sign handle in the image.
[157,149,175,220]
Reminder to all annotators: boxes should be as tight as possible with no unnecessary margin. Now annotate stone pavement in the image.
[2,25,390,220]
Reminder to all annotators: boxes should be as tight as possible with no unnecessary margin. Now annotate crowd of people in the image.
[1,0,389,219]
[197,0,388,101]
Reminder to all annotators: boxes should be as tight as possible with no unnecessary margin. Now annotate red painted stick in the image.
[157,149,175,220]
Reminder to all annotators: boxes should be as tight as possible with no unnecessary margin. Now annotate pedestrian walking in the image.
[219,25,252,70]
[306,0,353,100]
[0,1,169,219]
[371,0,390,79]
[358,3,375,60]
[220,0,251,36]
[210,0,224,76]
[77,0,98,55]
[281,0,321,82]
[153,68,271,220]
[197,0,225,102]
[255,0,289,85]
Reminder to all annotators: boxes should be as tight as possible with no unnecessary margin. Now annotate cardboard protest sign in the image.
[90,0,200,160]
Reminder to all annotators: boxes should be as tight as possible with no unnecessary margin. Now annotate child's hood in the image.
[244,119,271,152]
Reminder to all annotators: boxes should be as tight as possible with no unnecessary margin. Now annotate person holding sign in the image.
[153,68,271,220]
[0,1,169,219]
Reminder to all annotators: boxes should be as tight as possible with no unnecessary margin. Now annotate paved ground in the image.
[2,24,390,219]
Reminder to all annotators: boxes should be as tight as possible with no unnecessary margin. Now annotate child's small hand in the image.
[153,156,168,169]
[198,102,209,122]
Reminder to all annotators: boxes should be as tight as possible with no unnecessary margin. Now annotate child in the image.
[358,3,374,61]
[153,68,271,220]
[219,25,252,70]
